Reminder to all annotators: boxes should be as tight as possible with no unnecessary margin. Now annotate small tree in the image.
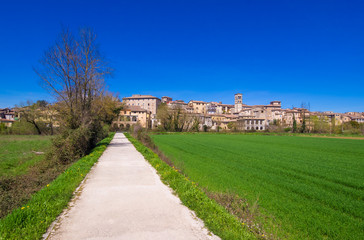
[203,125,208,132]
[156,104,191,132]
[227,122,237,131]
[156,103,173,131]
[191,116,200,132]
[17,100,51,135]
[292,114,297,133]
[301,118,306,133]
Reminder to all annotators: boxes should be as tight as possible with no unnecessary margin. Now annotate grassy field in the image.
[0,135,57,218]
[151,133,364,239]
[0,135,52,177]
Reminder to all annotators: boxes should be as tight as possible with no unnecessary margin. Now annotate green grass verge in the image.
[124,133,256,240]
[0,133,115,240]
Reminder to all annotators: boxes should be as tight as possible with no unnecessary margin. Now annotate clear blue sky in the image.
[0,0,363,112]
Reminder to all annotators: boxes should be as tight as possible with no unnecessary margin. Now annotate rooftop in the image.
[189,100,207,104]
[124,106,150,112]
[123,94,160,100]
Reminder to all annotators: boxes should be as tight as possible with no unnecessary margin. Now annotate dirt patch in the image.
[0,159,70,218]
[299,135,364,140]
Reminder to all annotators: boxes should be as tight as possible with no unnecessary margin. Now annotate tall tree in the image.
[34,27,113,130]
[156,104,192,132]
[301,118,306,133]
[292,113,297,133]
[34,27,117,163]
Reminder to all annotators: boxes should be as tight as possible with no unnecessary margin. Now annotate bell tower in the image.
[234,93,243,113]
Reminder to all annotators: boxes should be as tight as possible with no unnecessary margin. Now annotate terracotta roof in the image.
[124,106,149,112]
[265,104,281,108]
[189,100,207,104]
[0,119,15,122]
[170,100,186,104]
[123,95,160,100]
[218,104,234,107]
[237,117,265,120]
[223,114,238,118]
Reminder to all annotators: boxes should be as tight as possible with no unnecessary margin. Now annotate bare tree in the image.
[156,104,192,132]
[34,27,113,129]
[17,100,50,135]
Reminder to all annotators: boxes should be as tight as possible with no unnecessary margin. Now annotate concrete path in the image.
[45,133,219,240]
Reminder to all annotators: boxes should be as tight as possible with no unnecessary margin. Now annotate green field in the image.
[0,135,54,218]
[151,134,364,239]
[0,135,52,177]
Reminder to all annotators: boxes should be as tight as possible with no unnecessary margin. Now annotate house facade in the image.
[0,108,18,127]
[122,94,161,116]
[113,106,151,129]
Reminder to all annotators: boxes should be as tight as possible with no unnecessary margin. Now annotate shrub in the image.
[49,126,92,164]
[203,125,208,132]
[9,121,38,135]
[284,127,291,132]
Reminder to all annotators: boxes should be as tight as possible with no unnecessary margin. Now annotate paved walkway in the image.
[46,133,219,240]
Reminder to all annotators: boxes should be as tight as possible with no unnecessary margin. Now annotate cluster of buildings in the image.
[2,94,363,132]
[0,108,18,127]
[112,93,364,131]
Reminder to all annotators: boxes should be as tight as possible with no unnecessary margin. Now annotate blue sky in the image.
[0,0,363,112]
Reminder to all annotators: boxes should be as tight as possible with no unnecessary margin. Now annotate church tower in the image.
[234,93,243,113]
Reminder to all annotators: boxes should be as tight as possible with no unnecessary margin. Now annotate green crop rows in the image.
[151,134,364,239]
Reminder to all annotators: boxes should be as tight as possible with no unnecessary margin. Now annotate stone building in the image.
[113,106,151,129]
[161,96,172,103]
[207,102,233,115]
[188,100,207,114]
[122,94,161,116]
[237,118,267,131]
[0,108,17,127]
[351,116,364,124]
[168,100,188,109]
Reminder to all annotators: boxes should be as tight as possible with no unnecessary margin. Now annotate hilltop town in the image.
[112,93,364,132]
[1,93,364,134]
